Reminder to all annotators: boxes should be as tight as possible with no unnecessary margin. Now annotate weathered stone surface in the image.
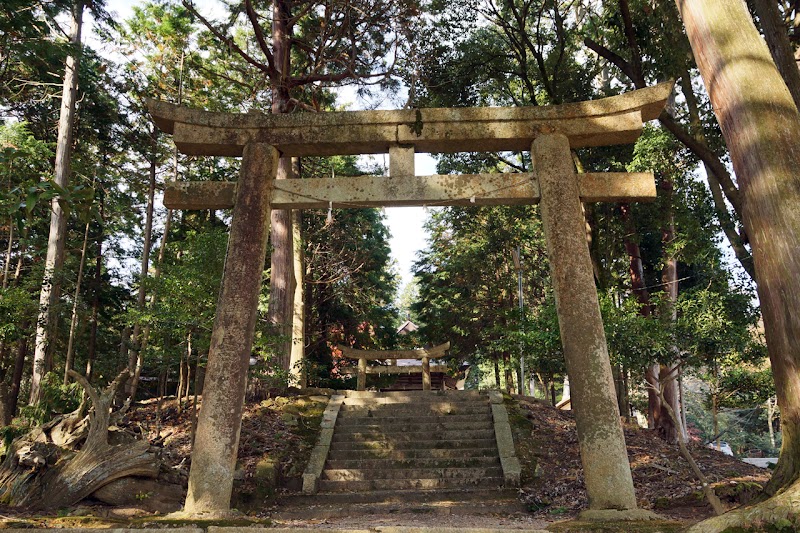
[339,364,450,376]
[182,143,278,515]
[578,509,665,522]
[490,401,521,487]
[163,181,237,210]
[535,134,637,510]
[499,456,522,487]
[339,342,450,360]
[490,403,509,425]
[163,172,655,211]
[148,82,672,157]
[390,145,415,177]
[302,396,343,494]
[3,530,202,533]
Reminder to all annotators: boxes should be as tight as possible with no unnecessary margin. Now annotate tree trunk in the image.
[659,381,725,516]
[85,236,102,383]
[619,204,662,426]
[752,0,800,109]
[127,145,158,403]
[768,396,778,450]
[267,1,296,373]
[290,206,306,387]
[30,0,84,405]
[177,351,186,404]
[615,365,630,421]
[503,351,515,394]
[645,363,661,429]
[676,0,800,500]
[658,179,685,443]
[2,223,12,290]
[9,323,28,418]
[64,222,91,385]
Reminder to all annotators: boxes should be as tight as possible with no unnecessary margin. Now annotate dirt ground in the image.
[0,391,772,530]
[509,397,769,524]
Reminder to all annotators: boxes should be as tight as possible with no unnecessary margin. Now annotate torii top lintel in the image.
[147,82,673,158]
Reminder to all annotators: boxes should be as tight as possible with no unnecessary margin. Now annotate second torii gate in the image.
[148,82,673,516]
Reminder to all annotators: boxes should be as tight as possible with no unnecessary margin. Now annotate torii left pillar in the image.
[183,143,278,515]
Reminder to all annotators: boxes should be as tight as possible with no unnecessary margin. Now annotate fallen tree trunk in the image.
[0,370,160,510]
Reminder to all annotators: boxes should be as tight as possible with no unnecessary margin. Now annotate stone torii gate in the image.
[148,81,672,516]
[338,342,452,391]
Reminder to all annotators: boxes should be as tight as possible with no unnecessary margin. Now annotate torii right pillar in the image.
[534,134,637,510]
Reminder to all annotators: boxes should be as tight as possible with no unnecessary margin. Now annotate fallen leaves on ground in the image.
[512,397,769,522]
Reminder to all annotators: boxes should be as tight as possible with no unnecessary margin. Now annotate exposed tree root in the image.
[687,480,800,532]
[0,370,160,510]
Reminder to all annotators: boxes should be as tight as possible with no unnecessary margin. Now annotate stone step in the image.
[344,390,486,400]
[341,395,487,407]
[335,412,491,426]
[330,428,495,443]
[340,398,488,408]
[274,489,526,519]
[334,419,494,433]
[337,404,491,418]
[322,465,503,482]
[280,487,521,506]
[326,446,499,461]
[329,437,499,451]
[325,456,500,471]
[318,476,505,492]
[272,500,527,519]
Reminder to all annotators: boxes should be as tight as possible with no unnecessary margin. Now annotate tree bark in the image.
[503,351,515,395]
[619,204,662,427]
[658,377,725,516]
[267,1,296,373]
[85,211,103,383]
[127,143,158,403]
[64,222,91,385]
[0,370,159,510]
[768,396,778,450]
[658,178,685,443]
[676,0,800,504]
[2,223,12,290]
[290,206,306,387]
[9,326,27,418]
[752,0,800,109]
[30,0,84,405]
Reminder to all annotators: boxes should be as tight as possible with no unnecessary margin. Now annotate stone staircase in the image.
[279,390,523,518]
[381,372,446,391]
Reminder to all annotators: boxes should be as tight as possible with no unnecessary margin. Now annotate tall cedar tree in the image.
[677,0,800,530]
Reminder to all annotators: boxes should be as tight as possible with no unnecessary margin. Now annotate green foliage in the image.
[600,293,672,370]
[280,155,400,386]
[18,373,82,425]
[413,204,549,385]
[676,288,759,361]
[525,297,564,379]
